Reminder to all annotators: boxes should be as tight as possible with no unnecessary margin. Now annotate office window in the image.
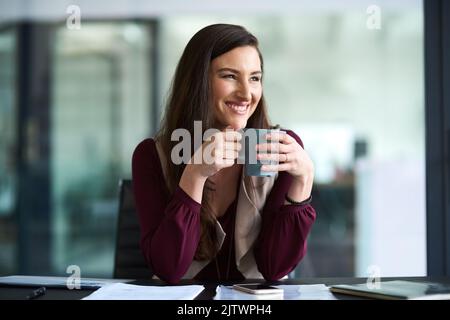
[159,2,425,277]
[0,28,17,275]
[51,22,152,276]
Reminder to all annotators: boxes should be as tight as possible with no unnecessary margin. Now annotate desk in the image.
[0,276,448,300]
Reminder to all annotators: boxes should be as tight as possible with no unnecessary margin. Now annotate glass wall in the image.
[51,22,152,276]
[0,29,17,275]
[159,3,425,277]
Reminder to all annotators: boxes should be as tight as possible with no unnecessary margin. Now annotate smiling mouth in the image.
[225,102,249,115]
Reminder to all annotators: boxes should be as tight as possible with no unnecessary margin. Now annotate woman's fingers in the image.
[210,143,239,159]
[256,142,291,154]
[257,152,290,162]
[224,130,242,142]
[265,131,295,144]
[221,159,236,166]
[223,142,242,154]
[223,150,239,159]
[261,162,292,172]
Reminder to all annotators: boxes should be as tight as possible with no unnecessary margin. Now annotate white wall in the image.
[0,0,420,22]
[355,158,426,276]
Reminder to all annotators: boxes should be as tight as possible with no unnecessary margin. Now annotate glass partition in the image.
[0,28,17,275]
[159,2,425,277]
[51,22,152,276]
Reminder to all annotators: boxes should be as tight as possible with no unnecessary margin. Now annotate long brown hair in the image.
[155,24,272,260]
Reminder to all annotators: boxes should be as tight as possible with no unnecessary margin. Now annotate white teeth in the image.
[226,103,248,114]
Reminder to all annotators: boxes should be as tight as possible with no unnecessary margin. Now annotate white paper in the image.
[83,283,205,300]
[214,284,336,300]
[214,286,283,300]
[276,284,337,300]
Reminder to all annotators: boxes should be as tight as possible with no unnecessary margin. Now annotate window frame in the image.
[425,0,450,276]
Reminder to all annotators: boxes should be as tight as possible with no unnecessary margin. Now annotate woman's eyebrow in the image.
[217,67,262,75]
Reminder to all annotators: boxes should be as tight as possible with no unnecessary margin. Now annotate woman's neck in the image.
[209,164,242,183]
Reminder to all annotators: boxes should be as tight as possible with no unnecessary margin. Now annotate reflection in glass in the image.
[51,23,151,276]
[0,29,17,274]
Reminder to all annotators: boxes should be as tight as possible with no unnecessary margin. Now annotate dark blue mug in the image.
[237,128,283,177]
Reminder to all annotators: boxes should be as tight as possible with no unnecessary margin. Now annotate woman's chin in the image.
[227,120,247,130]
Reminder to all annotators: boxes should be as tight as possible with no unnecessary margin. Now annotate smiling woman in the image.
[132,24,316,284]
[210,46,263,130]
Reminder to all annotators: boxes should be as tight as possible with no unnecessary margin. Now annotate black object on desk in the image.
[330,280,450,300]
[26,287,46,300]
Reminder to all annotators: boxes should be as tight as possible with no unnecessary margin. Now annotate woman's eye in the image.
[223,74,236,79]
[251,76,261,82]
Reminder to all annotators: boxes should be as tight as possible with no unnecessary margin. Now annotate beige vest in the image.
[155,140,277,279]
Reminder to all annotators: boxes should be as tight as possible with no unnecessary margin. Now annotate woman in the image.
[132,24,316,284]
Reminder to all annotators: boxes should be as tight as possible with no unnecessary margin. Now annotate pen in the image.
[26,286,46,300]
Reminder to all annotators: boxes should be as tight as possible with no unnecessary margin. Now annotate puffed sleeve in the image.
[254,130,316,280]
[132,139,201,284]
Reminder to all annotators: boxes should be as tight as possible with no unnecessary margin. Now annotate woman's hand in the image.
[189,126,242,179]
[256,131,314,203]
[256,131,314,183]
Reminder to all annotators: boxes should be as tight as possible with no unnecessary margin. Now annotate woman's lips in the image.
[225,102,249,115]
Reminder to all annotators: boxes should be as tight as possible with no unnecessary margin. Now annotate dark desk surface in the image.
[1,276,448,300]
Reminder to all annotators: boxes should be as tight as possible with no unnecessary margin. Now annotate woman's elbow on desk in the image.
[154,271,183,285]
[148,258,186,285]
[150,259,185,285]
[141,246,184,284]
[260,269,289,282]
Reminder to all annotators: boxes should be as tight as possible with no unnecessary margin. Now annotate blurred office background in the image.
[0,0,425,278]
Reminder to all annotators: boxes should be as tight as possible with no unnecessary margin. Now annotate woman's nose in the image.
[236,81,252,100]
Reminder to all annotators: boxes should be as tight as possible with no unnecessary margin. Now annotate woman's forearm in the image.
[284,173,314,205]
[179,164,208,204]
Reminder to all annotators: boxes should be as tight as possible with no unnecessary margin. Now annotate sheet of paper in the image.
[0,275,131,289]
[214,284,336,300]
[83,283,205,300]
[214,286,283,300]
[276,284,337,300]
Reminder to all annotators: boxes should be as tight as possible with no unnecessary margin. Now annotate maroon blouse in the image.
[131,130,316,284]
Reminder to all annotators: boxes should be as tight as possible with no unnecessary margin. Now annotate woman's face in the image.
[210,46,263,130]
